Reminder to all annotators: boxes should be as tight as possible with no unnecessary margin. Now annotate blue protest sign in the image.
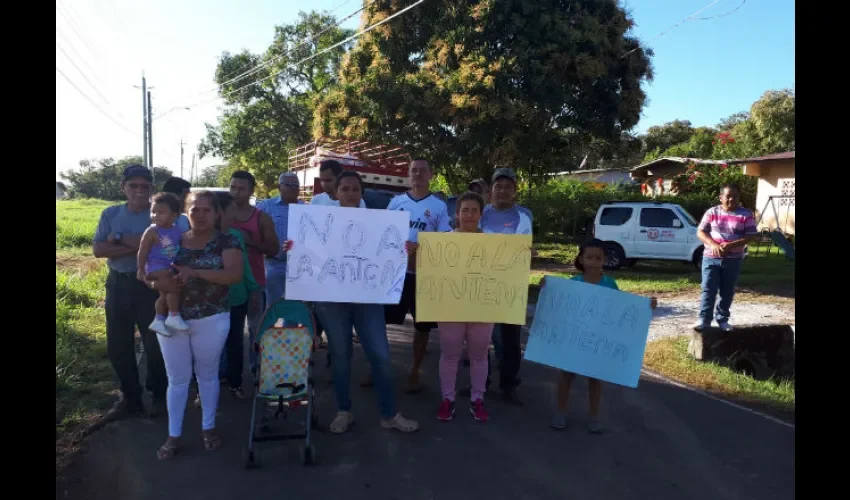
[524,276,652,388]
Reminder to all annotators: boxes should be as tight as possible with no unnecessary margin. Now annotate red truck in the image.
[288,137,411,208]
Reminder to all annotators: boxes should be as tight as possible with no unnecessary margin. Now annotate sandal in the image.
[380,413,420,433]
[156,439,179,460]
[202,431,222,451]
[329,411,355,434]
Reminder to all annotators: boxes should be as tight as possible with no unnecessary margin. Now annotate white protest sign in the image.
[284,204,410,304]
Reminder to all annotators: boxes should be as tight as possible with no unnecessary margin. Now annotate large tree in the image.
[199,11,354,195]
[735,88,795,155]
[313,0,653,186]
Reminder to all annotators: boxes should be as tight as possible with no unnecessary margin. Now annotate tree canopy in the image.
[313,0,653,188]
[199,10,354,195]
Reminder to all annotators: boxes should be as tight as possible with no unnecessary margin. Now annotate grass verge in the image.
[56,200,118,468]
[643,337,795,422]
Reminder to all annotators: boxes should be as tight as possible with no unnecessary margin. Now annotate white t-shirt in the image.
[310,191,366,208]
[386,192,452,243]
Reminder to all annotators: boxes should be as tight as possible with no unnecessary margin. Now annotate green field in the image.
[56,199,115,437]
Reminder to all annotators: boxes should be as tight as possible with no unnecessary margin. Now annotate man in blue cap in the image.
[93,164,168,419]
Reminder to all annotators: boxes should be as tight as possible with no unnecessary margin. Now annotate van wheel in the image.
[602,243,625,271]
[692,247,704,270]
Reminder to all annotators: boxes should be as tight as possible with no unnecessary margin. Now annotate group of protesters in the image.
[94,157,757,460]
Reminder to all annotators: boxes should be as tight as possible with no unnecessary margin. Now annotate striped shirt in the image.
[698,206,758,259]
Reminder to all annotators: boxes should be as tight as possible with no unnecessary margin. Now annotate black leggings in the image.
[225,302,249,389]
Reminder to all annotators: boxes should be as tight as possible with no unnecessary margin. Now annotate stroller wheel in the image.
[299,444,317,466]
[243,448,261,469]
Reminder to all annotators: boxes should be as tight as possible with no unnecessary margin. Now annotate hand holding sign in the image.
[415,232,532,325]
[284,205,410,304]
[524,276,653,388]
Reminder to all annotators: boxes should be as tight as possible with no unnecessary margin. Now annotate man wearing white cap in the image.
[256,172,304,303]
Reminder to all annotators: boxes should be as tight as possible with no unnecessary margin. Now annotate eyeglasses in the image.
[282,183,300,188]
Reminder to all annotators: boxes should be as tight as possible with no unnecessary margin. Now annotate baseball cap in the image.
[279,172,299,185]
[468,178,488,191]
[491,167,517,183]
[122,164,153,182]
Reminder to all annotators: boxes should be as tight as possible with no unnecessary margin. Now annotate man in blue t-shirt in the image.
[93,165,168,420]
[479,167,533,406]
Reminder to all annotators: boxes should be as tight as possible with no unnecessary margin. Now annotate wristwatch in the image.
[114,232,123,241]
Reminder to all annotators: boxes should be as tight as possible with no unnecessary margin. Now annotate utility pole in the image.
[179,138,186,178]
[147,90,154,175]
[141,74,148,167]
[190,153,196,184]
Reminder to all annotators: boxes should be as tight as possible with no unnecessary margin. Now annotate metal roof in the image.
[629,157,727,172]
[727,151,795,164]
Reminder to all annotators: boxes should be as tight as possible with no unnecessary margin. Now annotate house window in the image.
[779,179,795,207]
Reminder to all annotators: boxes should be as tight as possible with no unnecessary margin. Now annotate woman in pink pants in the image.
[437,192,492,422]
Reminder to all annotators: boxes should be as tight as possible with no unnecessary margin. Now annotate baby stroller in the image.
[244,298,319,468]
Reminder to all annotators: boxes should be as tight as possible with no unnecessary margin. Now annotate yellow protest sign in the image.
[415,232,532,325]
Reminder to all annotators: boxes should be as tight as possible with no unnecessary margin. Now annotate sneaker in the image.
[587,418,604,434]
[165,315,190,332]
[692,320,710,332]
[105,395,145,421]
[717,321,733,332]
[469,399,489,422]
[550,414,567,430]
[149,318,171,337]
[437,399,455,421]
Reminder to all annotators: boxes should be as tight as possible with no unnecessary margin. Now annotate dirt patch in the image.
[648,297,794,342]
[56,254,102,274]
[57,407,111,474]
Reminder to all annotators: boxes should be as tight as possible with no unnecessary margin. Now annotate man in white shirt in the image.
[310,159,367,208]
[384,158,452,393]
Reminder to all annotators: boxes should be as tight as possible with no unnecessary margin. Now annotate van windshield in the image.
[674,206,698,226]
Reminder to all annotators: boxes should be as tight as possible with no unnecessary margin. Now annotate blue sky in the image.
[56,0,794,180]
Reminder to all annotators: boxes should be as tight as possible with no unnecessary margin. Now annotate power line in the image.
[622,0,747,59]
[56,42,126,121]
[56,3,104,65]
[159,0,376,116]
[56,67,139,138]
[178,0,428,112]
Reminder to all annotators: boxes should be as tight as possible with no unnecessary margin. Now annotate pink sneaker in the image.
[470,399,489,422]
[437,399,455,421]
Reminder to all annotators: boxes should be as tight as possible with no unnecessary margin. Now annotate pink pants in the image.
[438,322,494,402]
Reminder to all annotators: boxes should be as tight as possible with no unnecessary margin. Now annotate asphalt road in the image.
[59,320,794,500]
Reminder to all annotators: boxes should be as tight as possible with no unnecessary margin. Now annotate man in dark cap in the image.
[92,164,168,419]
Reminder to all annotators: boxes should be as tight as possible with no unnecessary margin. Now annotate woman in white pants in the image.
[145,190,243,460]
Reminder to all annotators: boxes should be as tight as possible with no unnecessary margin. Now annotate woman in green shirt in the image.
[216,192,261,399]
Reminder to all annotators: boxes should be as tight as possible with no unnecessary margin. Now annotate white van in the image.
[591,201,704,270]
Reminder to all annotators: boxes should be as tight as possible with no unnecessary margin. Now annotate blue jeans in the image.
[699,257,743,324]
[265,263,287,304]
[316,302,397,419]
